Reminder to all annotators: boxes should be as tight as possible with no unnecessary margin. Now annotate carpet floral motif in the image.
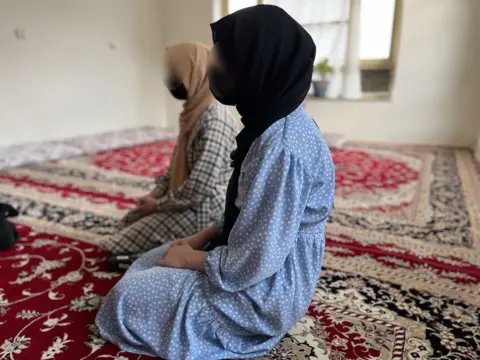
[0,140,479,359]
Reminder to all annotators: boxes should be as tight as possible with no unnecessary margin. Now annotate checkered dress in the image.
[101,102,238,254]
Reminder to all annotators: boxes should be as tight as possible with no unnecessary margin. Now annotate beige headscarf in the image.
[166,42,215,189]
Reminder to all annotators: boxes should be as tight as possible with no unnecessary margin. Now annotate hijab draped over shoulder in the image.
[165,42,215,189]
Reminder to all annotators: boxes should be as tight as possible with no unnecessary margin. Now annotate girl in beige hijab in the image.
[102,42,237,258]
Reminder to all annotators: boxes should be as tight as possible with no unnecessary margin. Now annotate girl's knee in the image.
[99,234,129,255]
[107,274,139,307]
[126,243,171,272]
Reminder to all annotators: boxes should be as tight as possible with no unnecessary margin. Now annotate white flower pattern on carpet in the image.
[40,333,73,360]
[1,335,31,360]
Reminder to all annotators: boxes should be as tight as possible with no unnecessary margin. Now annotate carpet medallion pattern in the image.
[0,141,479,360]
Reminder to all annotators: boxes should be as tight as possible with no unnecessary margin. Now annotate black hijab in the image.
[208,4,316,250]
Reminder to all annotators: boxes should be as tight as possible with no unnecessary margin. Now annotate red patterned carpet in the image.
[0,141,479,360]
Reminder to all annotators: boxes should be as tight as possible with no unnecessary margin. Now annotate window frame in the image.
[360,0,403,70]
[219,0,402,71]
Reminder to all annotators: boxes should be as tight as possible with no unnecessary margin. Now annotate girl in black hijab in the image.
[207,4,319,249]
[95,5,335,359]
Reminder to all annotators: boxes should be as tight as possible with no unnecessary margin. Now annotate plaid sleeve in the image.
[151,156,172,197]
[156,116,234,212]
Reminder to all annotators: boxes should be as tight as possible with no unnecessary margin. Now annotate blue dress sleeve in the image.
[204,144,312,292]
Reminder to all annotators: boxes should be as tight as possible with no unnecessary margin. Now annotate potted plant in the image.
[312,58,334,98]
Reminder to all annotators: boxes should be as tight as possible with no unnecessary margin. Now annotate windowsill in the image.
[306,91,391,102]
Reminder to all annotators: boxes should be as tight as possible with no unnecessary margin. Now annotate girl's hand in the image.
[171,225,217,250]
[158,240,207,272]
[134,195,157,216]
[158,240,193,269]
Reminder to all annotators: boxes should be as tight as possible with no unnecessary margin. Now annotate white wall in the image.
[0,0,167,147]
[475,135,480,162]
[2,0,478,148]
[162,0,480,147]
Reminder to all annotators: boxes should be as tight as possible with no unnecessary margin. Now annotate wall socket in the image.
[14,28,26,41]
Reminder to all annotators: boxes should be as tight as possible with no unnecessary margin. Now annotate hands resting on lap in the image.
[157,226,217,272]
[129,194,216,272]
[132,194,157,217]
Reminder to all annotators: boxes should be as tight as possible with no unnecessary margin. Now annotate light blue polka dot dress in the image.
[95,106,335,359]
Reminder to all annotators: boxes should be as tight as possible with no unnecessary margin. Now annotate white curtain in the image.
[265,0,361,99]
[228,0,258,14]
[212,0,363,99]
[212,0,222,21]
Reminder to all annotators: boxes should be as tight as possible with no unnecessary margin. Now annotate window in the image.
[212,0,402,96]
[360,0,400,70]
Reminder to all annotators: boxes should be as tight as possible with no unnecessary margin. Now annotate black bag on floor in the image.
[0,203,19,251]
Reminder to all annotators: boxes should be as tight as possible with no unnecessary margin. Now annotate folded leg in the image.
[100,209,197,254]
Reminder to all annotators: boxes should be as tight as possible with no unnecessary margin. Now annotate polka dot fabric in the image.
[95,106,335,359]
